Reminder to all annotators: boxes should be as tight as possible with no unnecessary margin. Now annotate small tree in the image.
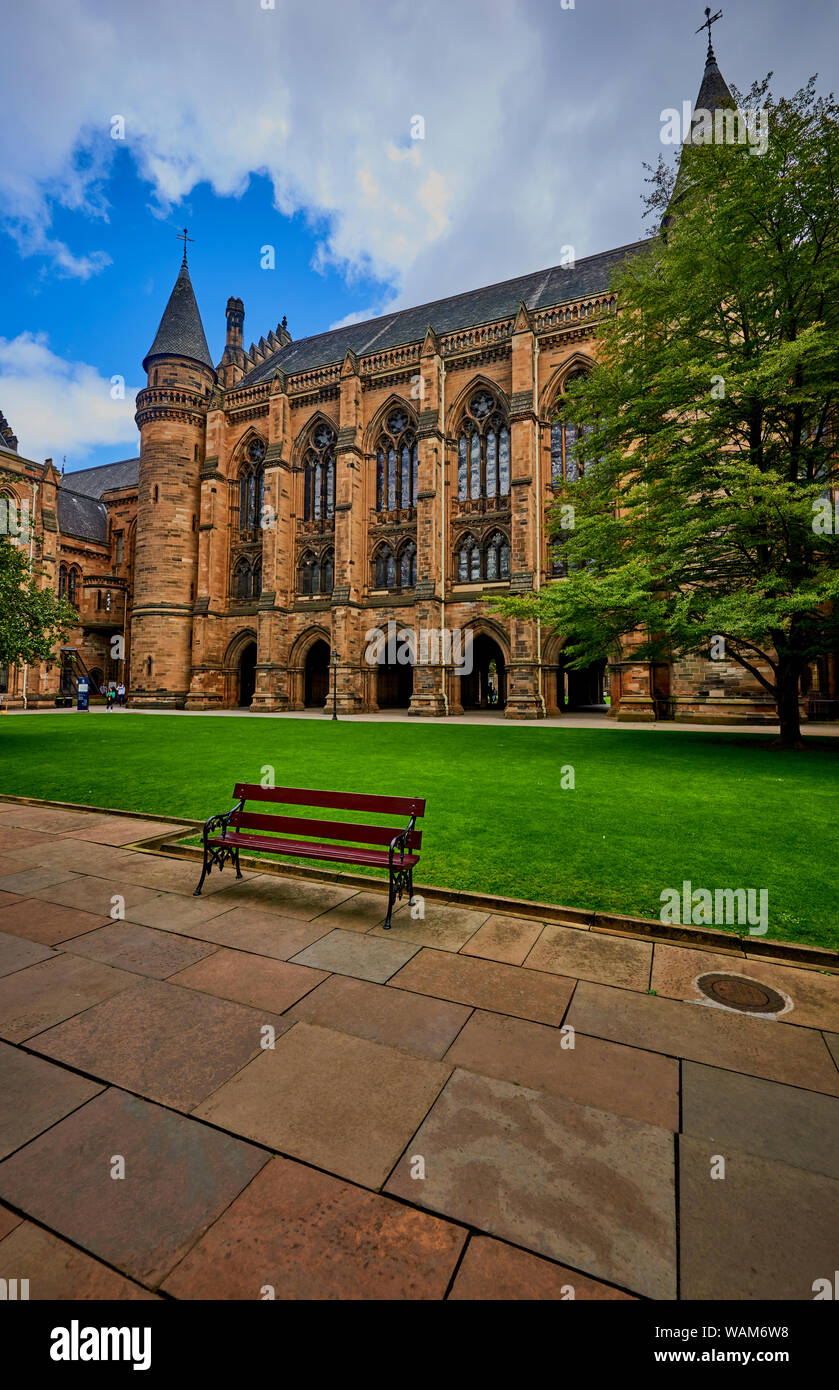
[497,77,839,748]
[0,534,77,680]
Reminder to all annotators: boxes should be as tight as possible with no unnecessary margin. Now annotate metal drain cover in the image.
[697,973,786,1014]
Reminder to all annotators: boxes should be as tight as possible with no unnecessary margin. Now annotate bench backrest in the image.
[230,783,424,850]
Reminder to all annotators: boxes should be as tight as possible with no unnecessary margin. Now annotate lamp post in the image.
[331,650,339,721]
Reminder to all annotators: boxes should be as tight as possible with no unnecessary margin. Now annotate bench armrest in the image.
[202,798,245,844]
[388,813,417,866]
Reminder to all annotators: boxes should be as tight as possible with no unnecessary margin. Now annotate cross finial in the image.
[696,7,722,61]
[176,227,194,266]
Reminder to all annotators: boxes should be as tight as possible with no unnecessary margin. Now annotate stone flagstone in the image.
[284,974,471,1059]
[525,922,652,991]
[0,1221,158,1299]
[0,1088,268,1288]
[168,948,328,1013]
[60,921,218,978]
[389,948,575,1026]
[679,1135,839,1300]
[449,1235,637,1301]
[195,1021,451,1189]
[0,954,138,1043]
[385,1068,677,1300]
[0,899,109,946]
[0,1042,102,1160]
[566,980,839,1094]
[290,927,420,983]
[162,1154,466,1300]
[681,1061,839,1179]
[444,1010,679,1130]
[0,931,55,979]
[460,914,546,966]
[31,978,291,1111]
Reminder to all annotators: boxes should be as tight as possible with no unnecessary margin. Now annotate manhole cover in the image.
[696,973,786,1014]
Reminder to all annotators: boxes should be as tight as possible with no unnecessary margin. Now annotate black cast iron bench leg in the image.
[194,841,210,897]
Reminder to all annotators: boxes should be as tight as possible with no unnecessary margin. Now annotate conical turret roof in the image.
[693,38,734,119]
[143,257,214,373]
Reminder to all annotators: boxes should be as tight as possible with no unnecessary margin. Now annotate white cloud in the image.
[0,334,140,464]
[1,0,654,303]
[4,0,830,311]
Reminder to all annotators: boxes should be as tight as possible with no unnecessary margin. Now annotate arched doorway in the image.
[376,661,414,709]
[238,642,257,708]
[461,634,506,711]
[304,639,330,708]
[558,655,607,712]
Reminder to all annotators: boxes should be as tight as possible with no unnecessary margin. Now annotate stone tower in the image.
[130,249,216,707]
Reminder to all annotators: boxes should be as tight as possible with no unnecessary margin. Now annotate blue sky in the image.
[1,0,836,475]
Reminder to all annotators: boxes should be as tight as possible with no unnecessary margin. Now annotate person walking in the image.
[117,681,126,707]
[106,685,115,711]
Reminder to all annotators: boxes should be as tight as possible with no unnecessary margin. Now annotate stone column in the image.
[505,304,545,718]
[331,350,365,713]
[410,326,449,715]
[252,371,292,711]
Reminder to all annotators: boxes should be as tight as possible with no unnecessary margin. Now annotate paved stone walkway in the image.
[0,800,837,1300]
[6,706,839,735]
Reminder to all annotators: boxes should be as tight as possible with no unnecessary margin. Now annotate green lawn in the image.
[1,713,837,949]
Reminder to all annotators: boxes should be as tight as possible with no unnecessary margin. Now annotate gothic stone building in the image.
[2,46,836,721]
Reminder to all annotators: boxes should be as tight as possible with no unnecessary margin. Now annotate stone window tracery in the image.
[375,407,418,513]
[550,370,592,487]
[303,421,337,523]
[456,389,510,502]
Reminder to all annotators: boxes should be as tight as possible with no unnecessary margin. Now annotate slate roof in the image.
[143,261,214,373]
[62,457,139,499]
[56,488,108,544]
[239,239,649,387]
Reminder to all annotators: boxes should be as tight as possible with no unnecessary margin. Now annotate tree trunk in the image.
[773,659,805,750]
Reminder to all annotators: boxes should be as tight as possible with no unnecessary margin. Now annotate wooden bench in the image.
[194,783,425,929]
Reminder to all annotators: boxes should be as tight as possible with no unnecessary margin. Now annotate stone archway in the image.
[556,650,608,712]
[288,627,332,710]
[304,639,330,708]
[238,642,257,708]
[376,660,414,709]
[222,630,258,709]
[461,633,507,711]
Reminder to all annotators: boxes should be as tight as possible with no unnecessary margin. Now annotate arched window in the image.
[299,551,318,596]
[375,407,418,513]
[58,564,67,599]
[373,545,397,590]
[457,535,482,583]
[456,531,510,583]
[399,540,417,588]
[321,549,334,594]
[238,437,266,532]
[252,559,262,600]
[550,370,592,486]
[456,389,510,502]
[303,421,337,523]
[67,568,79,606]
[485,531,511,582]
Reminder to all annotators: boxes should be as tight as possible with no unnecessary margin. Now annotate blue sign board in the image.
[77,678,89,712]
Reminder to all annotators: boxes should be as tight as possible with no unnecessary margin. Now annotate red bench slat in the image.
[230,810,422,849]
[233,784,425,817]
[210,832,419,868]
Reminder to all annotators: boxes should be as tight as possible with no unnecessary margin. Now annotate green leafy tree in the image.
[0,532,76,677]
[497,76,839,748]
